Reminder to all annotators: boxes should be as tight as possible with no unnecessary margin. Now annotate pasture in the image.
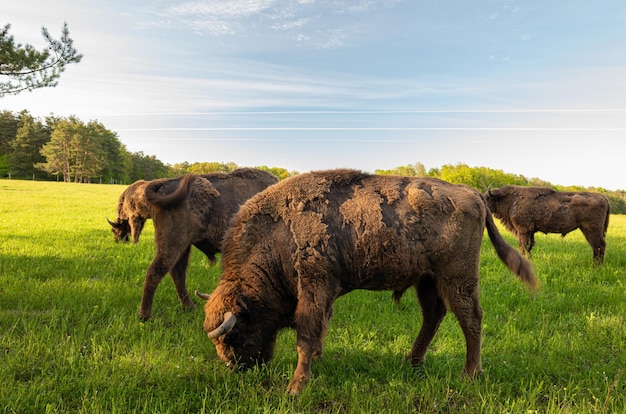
[1,179,625,413]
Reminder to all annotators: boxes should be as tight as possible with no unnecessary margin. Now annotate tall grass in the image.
[1,179,624,413]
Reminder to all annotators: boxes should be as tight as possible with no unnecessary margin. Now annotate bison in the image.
[139,168,278,320]
[198,169,537,394]
[108,179,151,243]
[485,185,609,265]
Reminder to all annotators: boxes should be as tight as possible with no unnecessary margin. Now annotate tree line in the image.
[0,110,297,183]
[2,109,626,213]
[1,110,170,183]
[376,163,626,214]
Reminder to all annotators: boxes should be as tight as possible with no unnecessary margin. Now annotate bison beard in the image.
[200,169,537,394]
[485,185,610,265]
[137,169,278,320]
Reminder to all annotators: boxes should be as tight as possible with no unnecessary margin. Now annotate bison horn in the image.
[194,290,210,300]
[208,312,237,338]
[106,217,118,227]
[487,184,493,196]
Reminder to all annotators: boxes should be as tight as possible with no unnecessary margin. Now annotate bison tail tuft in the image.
[485,208,539,290]
[502,249,539,291]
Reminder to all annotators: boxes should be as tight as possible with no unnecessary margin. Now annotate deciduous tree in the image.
[37,117,78,181]
[37,116,106,182]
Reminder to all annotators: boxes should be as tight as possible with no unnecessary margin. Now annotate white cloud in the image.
[147,0,401,49]
[167,0,278,18]
[272,17,309,30]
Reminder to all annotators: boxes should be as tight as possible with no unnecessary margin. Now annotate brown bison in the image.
[139,168,278,320]
[485,185,609,265]
[198,169,536,394]
[108,179,151,243]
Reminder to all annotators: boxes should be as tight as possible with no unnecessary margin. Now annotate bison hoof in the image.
[182,303,197,311]
[286,374,310,395]
[287,380,306,395]
[404,354,425,367]
[462,367,483,379]
[138,313,152,321]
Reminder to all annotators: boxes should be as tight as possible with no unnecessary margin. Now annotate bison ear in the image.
[235,295,252,314]
[485,185,503,200]
[196,177,220,198]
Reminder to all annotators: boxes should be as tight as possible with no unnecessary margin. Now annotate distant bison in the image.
[198,169,536,394]
[485,186,609,265]
[108,179,151,243]
[139,168,278,320]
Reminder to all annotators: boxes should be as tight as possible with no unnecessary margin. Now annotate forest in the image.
[2,109,626,213]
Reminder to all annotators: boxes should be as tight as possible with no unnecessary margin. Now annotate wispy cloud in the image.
[147,0,400,47]
[167,0,277,18]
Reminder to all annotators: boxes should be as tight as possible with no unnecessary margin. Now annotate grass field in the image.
[1,179,625,413]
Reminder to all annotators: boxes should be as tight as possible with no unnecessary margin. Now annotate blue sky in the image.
[2,0,626,189]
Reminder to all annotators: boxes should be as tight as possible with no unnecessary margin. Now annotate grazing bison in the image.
[485,185,610,265]
[139,168,278,320]
[108,179,151,243]
[198,169,536,394]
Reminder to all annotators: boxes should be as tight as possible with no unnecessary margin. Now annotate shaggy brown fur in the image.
[108,180,151,243]
[138,168,278,320]
[485,185,610,265]
[200,169,536,394]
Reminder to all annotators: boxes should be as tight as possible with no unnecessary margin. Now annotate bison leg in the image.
[139,261,168,320]
[288,293,332,394]
[130,217,146,244]
[406,276,447,366]
[139,244,190,320]
[447,283,483,377]
[518,231,535,257]
[169,247,195,309]
[287,342,315,395]
[580,227,606,266]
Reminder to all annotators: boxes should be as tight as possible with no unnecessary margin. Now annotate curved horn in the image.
[486,184,493,196]
[208,312,237,338]
[194,290,210,300]
[106,217,119,227]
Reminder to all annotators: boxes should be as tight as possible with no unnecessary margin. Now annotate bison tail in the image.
[604,201,610,236]
[485,209,538,290]
[145,175,197,208]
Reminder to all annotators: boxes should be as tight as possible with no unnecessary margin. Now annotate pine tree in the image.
[8,111,49,178]
[0,23,82,96]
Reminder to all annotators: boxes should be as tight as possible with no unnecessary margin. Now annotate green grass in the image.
[1,179,625,413]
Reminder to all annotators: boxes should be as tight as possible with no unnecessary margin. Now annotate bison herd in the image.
[108,168,609,394]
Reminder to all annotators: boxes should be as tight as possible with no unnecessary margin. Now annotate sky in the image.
[1,0,626,189]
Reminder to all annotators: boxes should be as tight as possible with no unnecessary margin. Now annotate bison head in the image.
[484,186,503,213]
[197,288,279,370]
[107,217,130,243]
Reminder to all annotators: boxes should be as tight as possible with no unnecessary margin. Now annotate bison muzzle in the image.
[199,169,537,394]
